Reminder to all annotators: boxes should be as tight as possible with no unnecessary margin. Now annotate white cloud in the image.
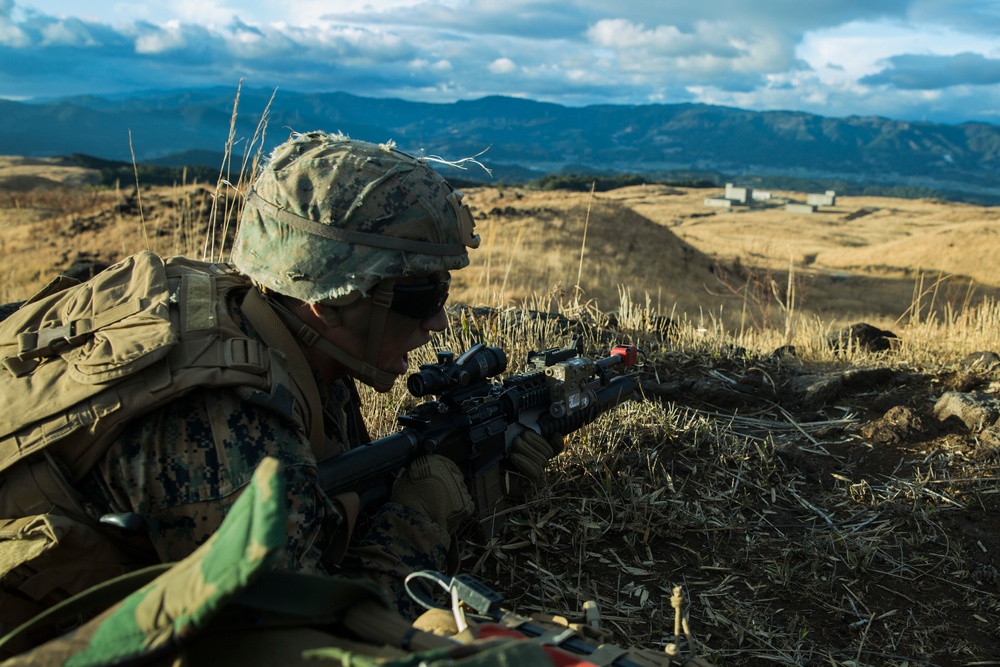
[2,0,1000,123]
[0,0,29,45]
[584,18,795,90]
[798,20,1000,81]
[410,58,452,71]
[134,21,189,53]
[0,20,28,46]
[488,57,517,74]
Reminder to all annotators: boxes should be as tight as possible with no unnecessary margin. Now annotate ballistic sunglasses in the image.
[389,273,450,320]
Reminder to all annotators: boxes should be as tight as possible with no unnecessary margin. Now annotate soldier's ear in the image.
[310,303,342,327]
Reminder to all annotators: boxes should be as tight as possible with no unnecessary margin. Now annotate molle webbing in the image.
[0,253,320,483]
[240,289,325,455]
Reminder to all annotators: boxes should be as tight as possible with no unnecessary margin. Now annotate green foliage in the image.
[69,154,221,188]
[530,173,649,192]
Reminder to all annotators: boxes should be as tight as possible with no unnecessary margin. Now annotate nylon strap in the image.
[364,280,395,387]
[265,298,399,392]
[0,564,170,657]
[327,492,360,564]
[240,289,325,451]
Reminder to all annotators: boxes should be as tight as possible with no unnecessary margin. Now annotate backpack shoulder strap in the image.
[239,288,325,454]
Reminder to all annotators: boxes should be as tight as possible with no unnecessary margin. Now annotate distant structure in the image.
[724,183,753,205]
[785,203,816,214]
[806,190,837,207]
[704,197,733,209]
[703,183,757,210]
[751,190,772,201]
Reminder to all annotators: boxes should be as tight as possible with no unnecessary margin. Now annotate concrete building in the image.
[724,183,753,205]
[786,203,816,214]
[704,197,733,209]
[806,190,837,207]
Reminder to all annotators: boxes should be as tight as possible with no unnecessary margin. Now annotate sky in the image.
[1,0,999,125]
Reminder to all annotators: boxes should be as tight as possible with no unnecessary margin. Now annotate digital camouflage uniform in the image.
[0,132,480,632]
[75,292,452,618]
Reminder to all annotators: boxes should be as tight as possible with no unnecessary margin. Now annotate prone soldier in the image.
[0,131,565,641]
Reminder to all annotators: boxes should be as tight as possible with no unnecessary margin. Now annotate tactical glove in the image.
[391,455,474,534]
[509,429,564,488]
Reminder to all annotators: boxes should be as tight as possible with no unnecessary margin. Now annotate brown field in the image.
[3,159,1000,665]
[4,159,1000,337]
[457,185,1000,336]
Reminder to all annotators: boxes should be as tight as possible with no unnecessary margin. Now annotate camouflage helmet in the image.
[232,131,480,304]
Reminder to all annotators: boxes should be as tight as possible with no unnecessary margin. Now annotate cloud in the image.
[907,0,1000,35]
[584,18,795,92]
[488,58,517,75]
[3,0,1000,124]
[861,52,1000,90]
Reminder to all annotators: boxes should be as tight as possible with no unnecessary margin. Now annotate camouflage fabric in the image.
[2,457,395,667]
[2,460,706,667]
[0,459,557,667]
[77,379,450,618]
[232,132,480,304]
[306,635,564,667]
[71,291,452,619]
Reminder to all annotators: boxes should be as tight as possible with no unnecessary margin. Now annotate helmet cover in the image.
[232,131,480,303]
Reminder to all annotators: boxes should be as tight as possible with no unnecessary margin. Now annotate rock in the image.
[786,373,843,409]
[859,405,932,446]
[63,255,110,282]
[841,367,898,390]
[933,391,1000,430]
[961,351,1000,371]
[827,323,899,353]
[770,344,798,360]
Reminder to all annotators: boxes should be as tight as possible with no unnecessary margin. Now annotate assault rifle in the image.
[317,338,638,534]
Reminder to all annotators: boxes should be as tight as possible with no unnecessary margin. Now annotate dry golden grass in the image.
[0,155,102,191]
[356,298,1000,666]
[455,185,1000,344]
[604,187,1000,284]
[4,164,1000,665]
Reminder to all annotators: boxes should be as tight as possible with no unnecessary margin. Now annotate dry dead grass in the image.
[3,169,1000,665]
[455,186,1000,338]
[0,155,102,191]
[351,299,1000,666]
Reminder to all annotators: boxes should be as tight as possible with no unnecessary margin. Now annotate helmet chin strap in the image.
[361,279,395,390]
[264,281,399,392]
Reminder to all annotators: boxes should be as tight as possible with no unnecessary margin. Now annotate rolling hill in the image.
[2,88,999,203]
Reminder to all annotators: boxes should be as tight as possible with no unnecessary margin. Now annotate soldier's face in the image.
[325,278,449,390]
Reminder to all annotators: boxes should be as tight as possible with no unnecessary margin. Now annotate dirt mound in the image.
[818,221,1000,286]
[459,187,723,314]
[0,156,101,190]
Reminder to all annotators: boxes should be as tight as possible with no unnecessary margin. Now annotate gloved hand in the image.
[509,429,564,489]
[391,455,474,534]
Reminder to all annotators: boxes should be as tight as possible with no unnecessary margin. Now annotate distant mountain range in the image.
[3,87,999,202]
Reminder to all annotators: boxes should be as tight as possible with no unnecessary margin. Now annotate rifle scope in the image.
[408,343,507,397]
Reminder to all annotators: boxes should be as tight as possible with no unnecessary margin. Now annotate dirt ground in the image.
[461,314,1000,666]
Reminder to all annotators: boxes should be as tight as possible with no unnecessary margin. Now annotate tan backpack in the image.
[0,251,327,633]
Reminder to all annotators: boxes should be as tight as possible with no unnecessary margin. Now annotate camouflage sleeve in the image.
[341,501,452,619]
[81,387,452,616]
[84,387,339,571]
